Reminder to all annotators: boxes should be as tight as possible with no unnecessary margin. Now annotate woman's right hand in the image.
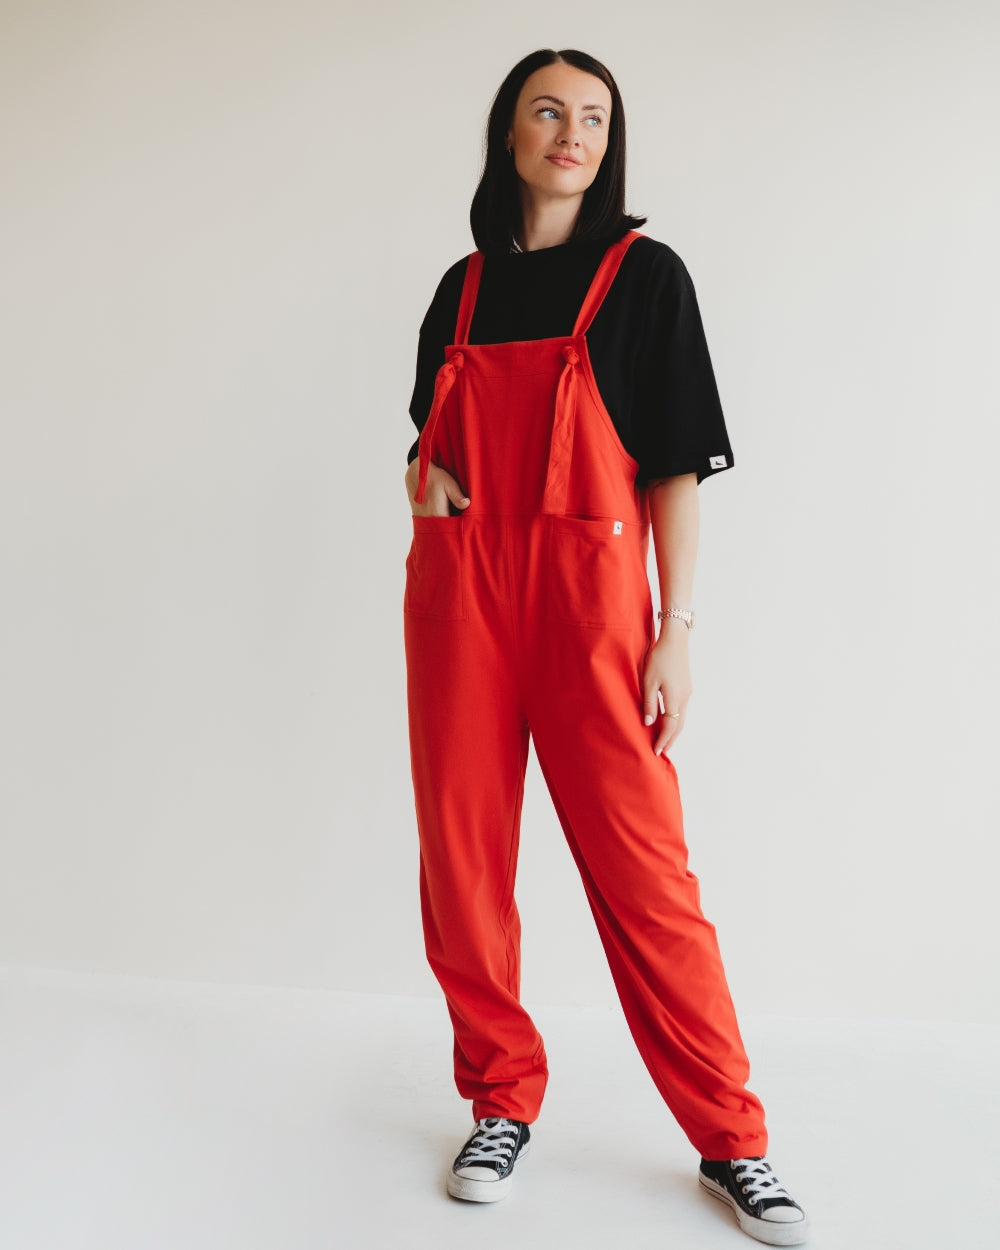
[405,458,471,517]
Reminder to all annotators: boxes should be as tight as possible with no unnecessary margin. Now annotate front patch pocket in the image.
[545,515,636,629]
[404,515,467,620]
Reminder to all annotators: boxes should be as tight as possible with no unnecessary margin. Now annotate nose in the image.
[557,118,582,146]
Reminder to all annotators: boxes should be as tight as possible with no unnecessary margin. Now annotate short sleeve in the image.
[634,247,734,486]
[406,258,467,464]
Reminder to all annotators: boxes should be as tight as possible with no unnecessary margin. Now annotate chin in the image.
[527,170,590,197]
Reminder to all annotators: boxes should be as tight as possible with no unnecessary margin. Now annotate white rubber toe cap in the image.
[454,1165,501,1182]
[761,1206,805,1223]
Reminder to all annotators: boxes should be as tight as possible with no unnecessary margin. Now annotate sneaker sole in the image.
[446,1141,531,1203]
[698,1172,809,1246]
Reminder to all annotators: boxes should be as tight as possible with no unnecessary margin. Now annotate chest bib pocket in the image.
[404,515,467,621]
[545,515,638,629]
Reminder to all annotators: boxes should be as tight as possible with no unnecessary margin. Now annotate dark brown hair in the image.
[470,48,646,254]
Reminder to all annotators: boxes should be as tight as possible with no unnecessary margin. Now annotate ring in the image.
[667,711,680,720]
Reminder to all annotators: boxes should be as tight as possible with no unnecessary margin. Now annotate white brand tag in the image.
[709,454,728,469]
[612,521,623,535]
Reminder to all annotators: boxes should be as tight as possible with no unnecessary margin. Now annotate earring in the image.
[506,146,514,158]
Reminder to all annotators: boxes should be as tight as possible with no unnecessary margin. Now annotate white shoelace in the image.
[458,1118,519,1166]
[730,1158,793,1206]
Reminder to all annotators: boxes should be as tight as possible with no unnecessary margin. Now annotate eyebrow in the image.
[529,94,608,113]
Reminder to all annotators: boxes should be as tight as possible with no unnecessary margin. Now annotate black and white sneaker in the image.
[699,1156,809,1245]
[446,1116,531,1203]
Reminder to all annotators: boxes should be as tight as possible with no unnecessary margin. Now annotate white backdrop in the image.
[1,0,997,1023]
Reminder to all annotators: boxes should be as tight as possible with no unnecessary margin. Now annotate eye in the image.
[537,107,558,119]
[584,115,602,127]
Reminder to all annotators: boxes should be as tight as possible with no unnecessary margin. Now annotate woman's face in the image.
[505,62,612,208]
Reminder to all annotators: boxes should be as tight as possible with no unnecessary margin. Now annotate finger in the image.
[654,711,684,756]
[443,476,471,509]
[642,682,661,727]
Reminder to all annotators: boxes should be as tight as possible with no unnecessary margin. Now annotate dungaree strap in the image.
[414,251,482,504]
[541,343,581,515]
[572,229,643,336]
[542,231,644,514]
[414,351,464,504]
[454,252,485,346]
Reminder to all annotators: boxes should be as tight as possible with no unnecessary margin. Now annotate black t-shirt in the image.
[407,232,734,486]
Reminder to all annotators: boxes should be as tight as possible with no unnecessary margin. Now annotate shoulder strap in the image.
[453,252,485,345]
[572,230,644,336]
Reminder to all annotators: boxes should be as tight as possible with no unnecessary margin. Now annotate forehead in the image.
[517,62,612,111]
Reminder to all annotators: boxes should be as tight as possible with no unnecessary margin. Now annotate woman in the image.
[402,48,808,1246]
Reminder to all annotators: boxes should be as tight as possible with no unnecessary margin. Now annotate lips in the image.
[545,154,582,168]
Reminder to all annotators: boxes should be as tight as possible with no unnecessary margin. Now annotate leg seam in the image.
[500,725,530,997]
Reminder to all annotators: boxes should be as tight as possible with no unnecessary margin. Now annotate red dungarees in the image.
[405,230,767,1159]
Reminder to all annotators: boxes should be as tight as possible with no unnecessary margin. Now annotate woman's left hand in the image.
[642,626,693,756]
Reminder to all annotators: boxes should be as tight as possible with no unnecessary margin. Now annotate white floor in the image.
[0,969,994,1250]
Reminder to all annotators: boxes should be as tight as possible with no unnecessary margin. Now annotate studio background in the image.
[2,0,997,1026]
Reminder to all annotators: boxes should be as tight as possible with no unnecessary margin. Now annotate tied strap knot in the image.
[562,344,580,367]
[415,352,465,504]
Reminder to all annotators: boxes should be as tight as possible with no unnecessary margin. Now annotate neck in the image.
[516,189,583,252]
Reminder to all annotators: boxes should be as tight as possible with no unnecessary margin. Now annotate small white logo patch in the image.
[612,521,623,535]
[709,454,728,469]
